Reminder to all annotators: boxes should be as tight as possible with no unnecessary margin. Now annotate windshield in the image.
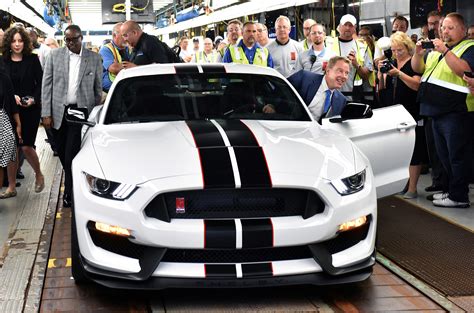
[104,73,311,124]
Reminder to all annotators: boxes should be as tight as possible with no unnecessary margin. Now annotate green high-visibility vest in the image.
[105,43,123,82]
[195,50,218,63]
[331,37,375,87]
[422,39,474,112]
[229,44,269,67]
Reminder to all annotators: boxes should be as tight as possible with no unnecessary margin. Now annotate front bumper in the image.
[79,247,376,289]
[72,164,377,288]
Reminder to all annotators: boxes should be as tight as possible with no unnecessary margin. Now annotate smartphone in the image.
[421,41,434,49]
[464,71,474,78]
[428,29,435,40]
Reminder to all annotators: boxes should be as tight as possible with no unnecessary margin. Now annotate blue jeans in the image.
[432,112,471,202]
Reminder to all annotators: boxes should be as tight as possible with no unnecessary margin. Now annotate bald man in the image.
[193,38,218,63]
[120,20,174,68]
[99,22,130,91]
[300,18,316,50]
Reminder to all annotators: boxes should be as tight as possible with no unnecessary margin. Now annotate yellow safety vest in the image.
[196,50,218,63]
[422,39,474,111]
[229,45,269,67]
[302,38,310,50]
[331,37,375,87]
[105,43,123,82]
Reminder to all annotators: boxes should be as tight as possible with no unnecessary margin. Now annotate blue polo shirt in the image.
[223,40,274,67]
[99,42,129,92]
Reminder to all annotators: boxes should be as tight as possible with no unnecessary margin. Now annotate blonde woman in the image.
[378,31,428,199]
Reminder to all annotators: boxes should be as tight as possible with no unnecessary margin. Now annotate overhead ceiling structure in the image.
[154,0,318,35]
[1,0,55,34]
[67,0,173,31]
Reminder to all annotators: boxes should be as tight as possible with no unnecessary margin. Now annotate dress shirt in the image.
[307,77,333,121]
[67,48,82,105]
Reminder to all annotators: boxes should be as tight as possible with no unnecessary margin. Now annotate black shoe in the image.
[3,181,21,187]
[63,194,72,208]
[426,194,435,201]
[16,171,25,179]
[425,185,443,192]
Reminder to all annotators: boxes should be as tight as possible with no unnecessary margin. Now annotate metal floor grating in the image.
[377,196,474,297]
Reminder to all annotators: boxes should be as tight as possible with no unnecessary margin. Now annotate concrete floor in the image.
[402,173,474,231]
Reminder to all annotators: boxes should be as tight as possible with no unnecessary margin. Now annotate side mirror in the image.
[329,103,373,123]
[65,107,95,127]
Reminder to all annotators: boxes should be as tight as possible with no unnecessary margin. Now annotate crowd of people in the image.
[0,10,473,209]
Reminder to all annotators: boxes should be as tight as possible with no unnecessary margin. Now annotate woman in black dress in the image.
[377,31,428,199]
[0,70,21,198]
[2,26,44,193]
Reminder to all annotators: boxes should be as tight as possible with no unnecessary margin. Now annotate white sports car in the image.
[70,64,415,289]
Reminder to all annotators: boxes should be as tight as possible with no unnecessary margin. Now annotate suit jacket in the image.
[287,70,347,119]
[3,54,43,109]
[41,47,102,129]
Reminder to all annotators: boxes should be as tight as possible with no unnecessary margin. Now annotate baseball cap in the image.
[214,36,223,44]
[340,14,357,26]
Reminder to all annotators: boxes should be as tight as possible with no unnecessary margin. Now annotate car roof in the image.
[115,63,285,82]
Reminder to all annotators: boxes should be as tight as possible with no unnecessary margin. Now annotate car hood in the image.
[90,120,355,185]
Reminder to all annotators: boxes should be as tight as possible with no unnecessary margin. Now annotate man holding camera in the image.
[412,13,474,208]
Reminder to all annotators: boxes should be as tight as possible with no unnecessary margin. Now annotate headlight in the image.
[83,172,137,200]
[331,169,366,195]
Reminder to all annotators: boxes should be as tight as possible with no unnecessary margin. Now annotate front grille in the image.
[89,227,146,259]
[322,217,371,254]
[145,188,325,222]
[162,246,312,263]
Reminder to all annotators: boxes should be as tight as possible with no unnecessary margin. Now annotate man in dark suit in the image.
[41,25,102,207]
[287,56,350,122]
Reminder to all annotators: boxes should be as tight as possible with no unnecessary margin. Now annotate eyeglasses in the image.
[64,35,81,43]
[310,31,324,35]
[303,27,311,30]
[276,25,289,30]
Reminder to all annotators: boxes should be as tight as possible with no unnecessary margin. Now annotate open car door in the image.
[321,104,416,198]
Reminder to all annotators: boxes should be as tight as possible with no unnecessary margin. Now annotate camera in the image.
[21,96,33,106]
[379,59,394,74]
[421,41,434,49]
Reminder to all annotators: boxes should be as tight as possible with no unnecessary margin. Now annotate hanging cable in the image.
[113,0,150,13]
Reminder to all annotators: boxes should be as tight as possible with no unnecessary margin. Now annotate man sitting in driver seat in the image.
[287,56,350,122]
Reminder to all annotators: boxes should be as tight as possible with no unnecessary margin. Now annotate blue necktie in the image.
[323,89,332,113]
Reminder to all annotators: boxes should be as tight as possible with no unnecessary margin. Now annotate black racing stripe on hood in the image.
[234,147,272,187]
[215,119,259,146]
[186,120,225,147]
[199,148,235,188]
[216,120,272,188]
[186,120,235,188]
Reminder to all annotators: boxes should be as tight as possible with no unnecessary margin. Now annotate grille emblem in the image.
[176,197,185,214]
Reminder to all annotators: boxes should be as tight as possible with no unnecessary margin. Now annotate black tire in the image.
[71,202,89,284]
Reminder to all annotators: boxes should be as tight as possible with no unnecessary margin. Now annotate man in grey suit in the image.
[41,25,102,207]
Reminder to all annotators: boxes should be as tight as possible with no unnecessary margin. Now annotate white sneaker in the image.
[433,197,470,208]
[433,192,449,200]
